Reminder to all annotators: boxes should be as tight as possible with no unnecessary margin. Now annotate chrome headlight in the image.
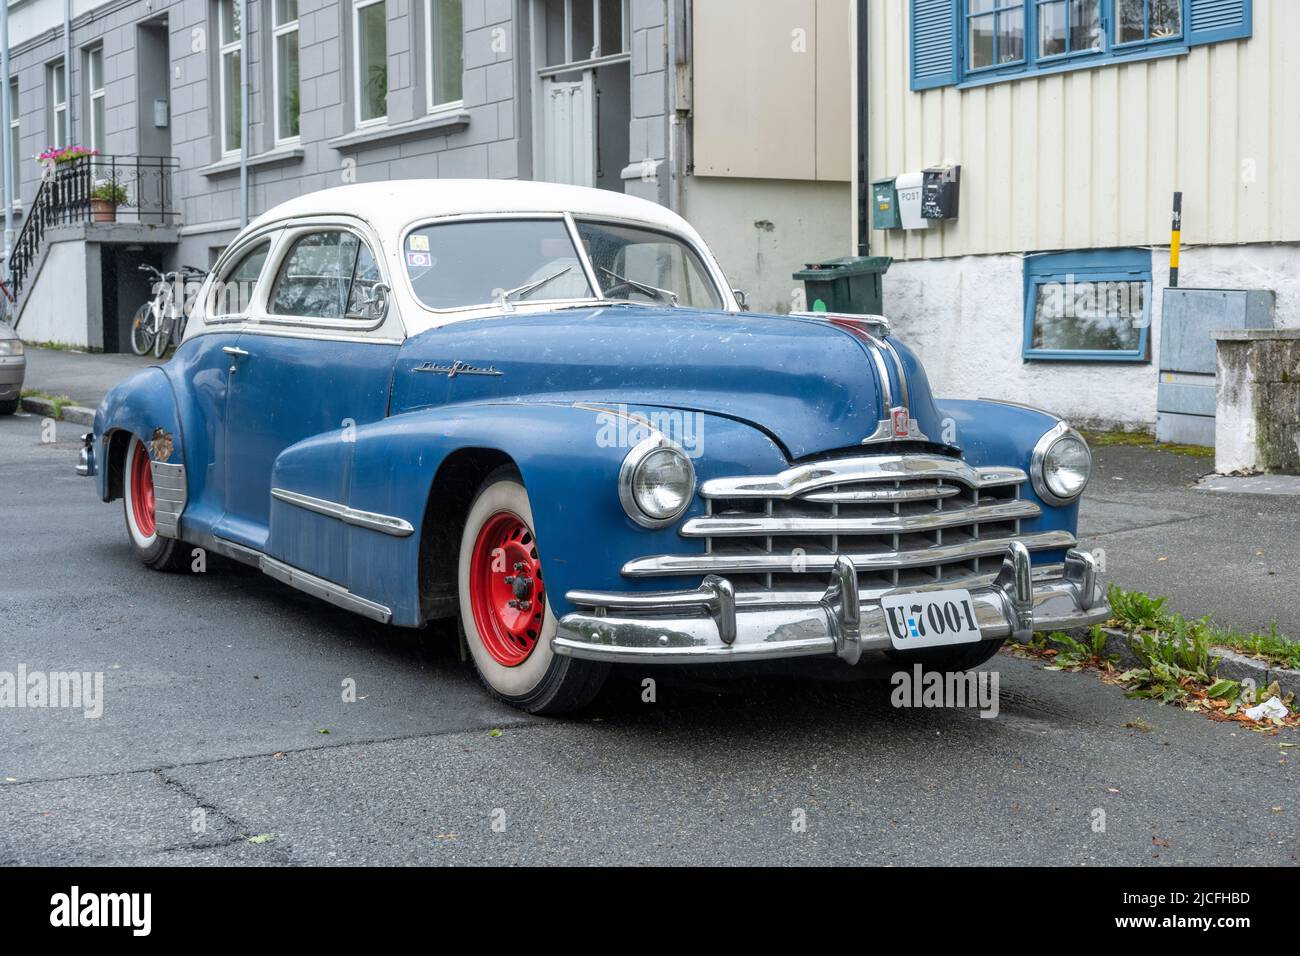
[0,339,23,356]
[1031,423,1092,506]
[619,436,695,528]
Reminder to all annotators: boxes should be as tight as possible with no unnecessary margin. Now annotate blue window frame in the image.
[909,0,1251,90]
[1023,248,1152,363]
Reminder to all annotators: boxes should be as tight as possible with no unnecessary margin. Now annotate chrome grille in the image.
[621,453,1077,603]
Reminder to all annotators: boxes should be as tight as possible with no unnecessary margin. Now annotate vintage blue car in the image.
[79,180,1109,713]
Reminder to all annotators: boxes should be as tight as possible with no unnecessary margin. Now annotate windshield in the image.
[404,218,596,310]
[403,216,725,312]
[575,219,723,310]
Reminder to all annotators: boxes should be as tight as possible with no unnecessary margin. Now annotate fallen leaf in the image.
[272,752,285,759]
[1152,836,1172,847]
[247,833,277,845]
[318,729,331,735]
[488,728,503,738]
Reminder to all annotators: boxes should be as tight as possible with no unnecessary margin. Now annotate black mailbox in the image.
[921,165,960,221]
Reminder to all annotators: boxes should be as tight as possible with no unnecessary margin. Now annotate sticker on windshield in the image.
[408,234,430,252]
[406,251,432,268]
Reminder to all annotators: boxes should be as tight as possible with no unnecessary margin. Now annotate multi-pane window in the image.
[1023,249,1152,362]
[218,0,242,153]
[273,0,300,141]
[1037,0,1101,58]
[86,47,106,154]
[426,0,464,112]
[1115,0,1182,44]
[543,0,630,67]
[49,61,67,149]
[354,0,388,125]
[966,0,1026,71]
[7,80,19,206]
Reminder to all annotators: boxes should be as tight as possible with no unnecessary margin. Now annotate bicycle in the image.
[130,264,207,358]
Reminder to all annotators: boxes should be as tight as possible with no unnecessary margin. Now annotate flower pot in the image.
[90,199,117,223]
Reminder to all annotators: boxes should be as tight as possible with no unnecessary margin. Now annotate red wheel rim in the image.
[469,511,546,667]
[129,440,157,539]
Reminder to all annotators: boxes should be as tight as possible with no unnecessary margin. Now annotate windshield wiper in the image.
[495,266,574,311]
[598,267,679,306]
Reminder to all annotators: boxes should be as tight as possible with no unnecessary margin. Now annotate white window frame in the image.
[353,0,388,128]
[425,0,464,114]
[218,0,241,156]
[85,46,105,155]
[49,60,67,149]
[272,0,301,144]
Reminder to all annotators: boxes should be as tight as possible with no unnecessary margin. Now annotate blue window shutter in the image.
[911,0,960,91]
[1187,0,1252,46]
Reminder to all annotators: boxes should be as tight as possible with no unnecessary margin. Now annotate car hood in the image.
[390,304,947,460]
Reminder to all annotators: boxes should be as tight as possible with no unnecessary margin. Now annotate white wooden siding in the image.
[869,0,1300,259]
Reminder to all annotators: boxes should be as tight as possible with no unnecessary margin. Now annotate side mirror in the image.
[732,288,749,312]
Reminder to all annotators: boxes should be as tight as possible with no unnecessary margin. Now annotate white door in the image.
[541,73,595,187]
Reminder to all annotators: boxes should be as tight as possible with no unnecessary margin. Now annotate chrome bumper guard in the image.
[552,544,1108,665]
[76,433,96,477]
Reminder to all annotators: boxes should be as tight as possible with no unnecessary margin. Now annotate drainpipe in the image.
[856,0,869,256]
[64,0,72,143]
[239,0,249,226]
[665,0,688,214]
[1,0,12,264]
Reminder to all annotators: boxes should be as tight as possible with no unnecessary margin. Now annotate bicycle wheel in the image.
[152,312,171,358]
[130,304,156,356]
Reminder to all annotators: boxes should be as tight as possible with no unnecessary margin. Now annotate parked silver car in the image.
[0,321,24,415]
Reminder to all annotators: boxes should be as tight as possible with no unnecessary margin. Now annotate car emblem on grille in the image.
[891,407,910,439]
[413,360,504,378]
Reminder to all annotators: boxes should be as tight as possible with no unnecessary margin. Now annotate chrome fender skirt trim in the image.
[259,554,393,623]
[150,461,187,539]
[271,487,415,537]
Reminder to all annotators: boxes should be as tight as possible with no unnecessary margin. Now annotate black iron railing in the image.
[8,154,179,302]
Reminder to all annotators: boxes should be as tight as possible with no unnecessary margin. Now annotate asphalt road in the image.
[1,410,1296,866]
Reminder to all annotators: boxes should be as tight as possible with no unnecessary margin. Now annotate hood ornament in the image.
[414,360,504,378]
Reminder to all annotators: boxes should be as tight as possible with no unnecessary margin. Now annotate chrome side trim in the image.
[621,529,1078,578]
[150,461,187,539]
[680,499,1040,538]
[271,488,415,537]
[698,454,1027,500]
[207,536,264,568]
[259,554,393,623]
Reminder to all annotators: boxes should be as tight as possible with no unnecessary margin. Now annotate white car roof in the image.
[249,179,696,237]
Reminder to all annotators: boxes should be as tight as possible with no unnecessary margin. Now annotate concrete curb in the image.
[1012,626,1300,701]
[20,395,95,427]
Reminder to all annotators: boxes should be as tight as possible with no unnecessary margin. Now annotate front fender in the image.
[936,398,1081,556]
[92,367,183,502]
[273,401,787,626]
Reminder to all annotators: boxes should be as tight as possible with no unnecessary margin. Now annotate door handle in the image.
[223,345,249,373]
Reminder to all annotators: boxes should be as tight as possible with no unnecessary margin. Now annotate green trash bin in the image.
[793,256,892,315]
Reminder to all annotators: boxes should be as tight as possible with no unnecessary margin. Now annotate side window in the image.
[269,230,381,320]
[211,239,271,318]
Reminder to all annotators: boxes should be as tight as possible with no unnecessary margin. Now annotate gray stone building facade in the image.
[5,0,852,347]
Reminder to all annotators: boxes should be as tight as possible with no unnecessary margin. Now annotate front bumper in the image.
[552,544,1108,665]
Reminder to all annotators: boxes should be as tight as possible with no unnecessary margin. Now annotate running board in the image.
[206,536,392,624]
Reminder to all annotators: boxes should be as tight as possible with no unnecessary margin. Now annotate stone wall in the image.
[1214,330,1300,475]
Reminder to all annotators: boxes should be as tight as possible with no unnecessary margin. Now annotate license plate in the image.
[881,589,982,650]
